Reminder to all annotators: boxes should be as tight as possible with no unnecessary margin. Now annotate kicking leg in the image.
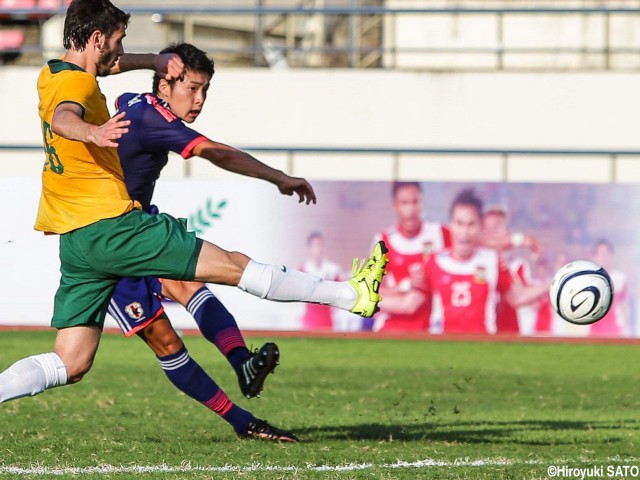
[193,240,389,318]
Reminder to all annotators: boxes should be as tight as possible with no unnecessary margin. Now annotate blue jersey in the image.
[115,92,207,211]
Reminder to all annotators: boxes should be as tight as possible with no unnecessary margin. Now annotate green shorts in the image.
[52,210,203,329]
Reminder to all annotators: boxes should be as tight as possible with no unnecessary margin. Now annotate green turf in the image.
[0,331,639,479]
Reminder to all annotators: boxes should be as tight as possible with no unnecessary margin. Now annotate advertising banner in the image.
[1,177,637,337]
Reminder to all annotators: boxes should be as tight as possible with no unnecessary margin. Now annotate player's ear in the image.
[90,30,105,50]
[157,78,171,97]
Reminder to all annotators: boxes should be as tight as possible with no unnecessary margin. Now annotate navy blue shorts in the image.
[108,276,165,336]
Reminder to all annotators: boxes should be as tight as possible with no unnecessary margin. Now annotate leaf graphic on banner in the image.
[188,198,227,235]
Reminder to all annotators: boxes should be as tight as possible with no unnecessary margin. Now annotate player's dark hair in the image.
[450,188,483,219]
[307,231,324,245]
[391,181,422,199]
[594,238,614,253]
[63,0,130,51]
[152,43,215,94]
[482,205,509,219]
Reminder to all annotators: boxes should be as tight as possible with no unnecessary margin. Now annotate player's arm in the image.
[378,289,427,315]
[481,230,540,254]
[496,254,547,308]
[379,258,431,314]
[51,104,130,148]
[108,53,184,81]
[503,282,549,308]
[193,139,316,204]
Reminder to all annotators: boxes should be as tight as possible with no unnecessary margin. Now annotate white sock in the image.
[0,352,68,403]
[238,260,358,311]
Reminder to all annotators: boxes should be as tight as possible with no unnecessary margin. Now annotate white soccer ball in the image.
[549,260,614,325]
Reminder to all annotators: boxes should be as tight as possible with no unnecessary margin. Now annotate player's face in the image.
[482,212,508,237]
[161,70,210,124]
[96,25,126,76]
[393,185,422,236]
[450,204,482,260]
[593,244,613,270]
[308,236,324,263]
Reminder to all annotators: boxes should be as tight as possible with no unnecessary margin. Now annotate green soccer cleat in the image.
[349,240,389,317]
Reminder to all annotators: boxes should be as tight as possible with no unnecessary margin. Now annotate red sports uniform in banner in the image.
[534,295,553,335]
[495,258,532,334]
[374,222,450,331]
[589,270,628,337]
[299,258,344,330]
[424,247,512,334]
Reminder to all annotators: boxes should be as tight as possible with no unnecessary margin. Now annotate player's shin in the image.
[0,353,68,402]
[157,346,255,432]
[185,286,249,369]
[237,260,358,310]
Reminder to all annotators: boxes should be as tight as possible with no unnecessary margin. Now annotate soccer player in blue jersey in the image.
[109,43,314,442]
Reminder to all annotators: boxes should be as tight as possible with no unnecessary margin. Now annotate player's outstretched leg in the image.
[231,241,389,318]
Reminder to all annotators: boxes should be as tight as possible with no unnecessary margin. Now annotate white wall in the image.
[2,67,640,183]
[384,0,640,70]
[1,65,639,328]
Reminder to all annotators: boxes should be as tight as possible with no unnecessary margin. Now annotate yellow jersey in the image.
[35,59,139,234]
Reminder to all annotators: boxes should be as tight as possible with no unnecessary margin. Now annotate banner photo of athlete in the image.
[0,177,638,337]
[152,179,639,338]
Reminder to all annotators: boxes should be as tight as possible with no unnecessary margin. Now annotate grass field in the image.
[0,330,639,479]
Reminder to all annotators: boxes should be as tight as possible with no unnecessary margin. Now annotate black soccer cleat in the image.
[238,419,299,443]
[237,342,280,399]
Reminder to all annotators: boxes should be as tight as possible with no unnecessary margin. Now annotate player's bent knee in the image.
[140,319,184,357]
[53,325,100,384]
[64,358,94,384]
[161,279,205,305]
[61,353,95,383]
[155,333,184,357]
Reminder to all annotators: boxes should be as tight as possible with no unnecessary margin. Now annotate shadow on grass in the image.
[305,419,640,445]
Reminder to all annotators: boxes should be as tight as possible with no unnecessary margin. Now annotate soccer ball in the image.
[549,260,614,325]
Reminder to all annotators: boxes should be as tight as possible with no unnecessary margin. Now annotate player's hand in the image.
[277,176,317,205]
[523,234,542,259]
[155,53,185,81]
[89,112,130,148]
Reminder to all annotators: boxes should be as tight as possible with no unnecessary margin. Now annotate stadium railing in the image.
[2,144,639,183]
[3,4,640,69]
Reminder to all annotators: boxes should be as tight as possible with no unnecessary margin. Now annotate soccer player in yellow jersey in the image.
[0,0,389,441]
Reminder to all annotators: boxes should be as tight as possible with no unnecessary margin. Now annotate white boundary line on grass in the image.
[2,457,637,476]
[0,458,526,476]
